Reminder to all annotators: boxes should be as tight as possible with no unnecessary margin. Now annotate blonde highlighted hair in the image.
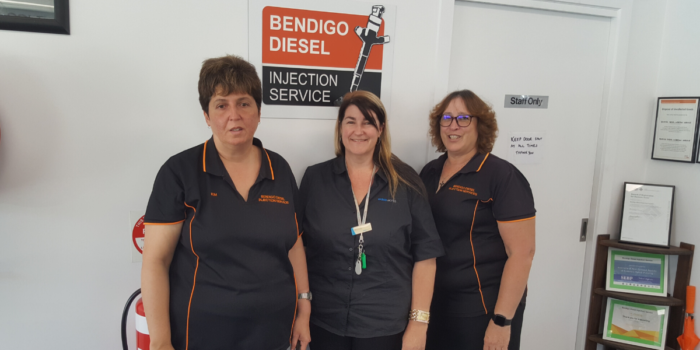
[335,91,425,198]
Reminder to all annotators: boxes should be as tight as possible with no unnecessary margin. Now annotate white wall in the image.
[644,0,700,290]
[582,0,700,348]
[602,0,700,297]
[649,0,700,278]
[0,0,446,349]
[5,0,700,349]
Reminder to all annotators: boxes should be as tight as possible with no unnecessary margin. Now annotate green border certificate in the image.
[603,298,669,349]
[606,248,668,296]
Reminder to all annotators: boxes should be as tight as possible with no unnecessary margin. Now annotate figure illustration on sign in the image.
[335,5,390,105]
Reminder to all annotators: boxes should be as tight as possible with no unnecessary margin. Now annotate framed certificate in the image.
[603,298,669,350]
[651,97,700,162]
[606,248,668,296]
[619,183,674,248]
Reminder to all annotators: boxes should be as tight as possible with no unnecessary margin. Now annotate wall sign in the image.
[650,97,700,163]
[508,131,546,164]
[504,95,549,109]
[250,0,396,119]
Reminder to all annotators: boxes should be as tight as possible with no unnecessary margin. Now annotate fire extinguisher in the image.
[121,289,150,350]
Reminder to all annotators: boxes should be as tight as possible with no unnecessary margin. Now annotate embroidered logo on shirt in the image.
[211,192,218,197]
[377,198,397,203]
[448,185,478,196]
[258,195,289,204]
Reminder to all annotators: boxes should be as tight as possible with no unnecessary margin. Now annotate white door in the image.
[448,2,610,348]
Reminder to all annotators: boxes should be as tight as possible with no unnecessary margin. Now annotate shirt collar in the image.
[332,155,388,182]
[426,152,490,175]
[203,137,274,181]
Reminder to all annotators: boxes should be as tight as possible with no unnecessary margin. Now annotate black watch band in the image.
[492,314,512,327]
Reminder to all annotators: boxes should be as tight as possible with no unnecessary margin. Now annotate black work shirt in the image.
[144,137,299,350]
[299,156,444,338]
[420,153,535,317]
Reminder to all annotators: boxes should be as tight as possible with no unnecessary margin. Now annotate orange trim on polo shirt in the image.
[290,274,298,345]
[497,216,536,224]
[476,153,490,172]
[263,148,275,180]
[202,140,208,173]
[469,201,488,315]
[294,213,300,237]
[183,202,199,350]
[144,220,185,226]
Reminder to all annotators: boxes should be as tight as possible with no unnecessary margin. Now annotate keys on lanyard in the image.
[351,165,376,276]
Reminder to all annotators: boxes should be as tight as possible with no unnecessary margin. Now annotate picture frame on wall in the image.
[619,182,674,248]
[606,248,668,297]
[0,0,69,35]
[603,298,670,350]
[651,97,700,163]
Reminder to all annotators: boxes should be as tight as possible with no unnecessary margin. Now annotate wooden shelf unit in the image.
[585,235,694,350]
[588,334,674,350]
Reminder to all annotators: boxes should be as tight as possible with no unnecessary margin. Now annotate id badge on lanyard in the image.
[351,165,376,275]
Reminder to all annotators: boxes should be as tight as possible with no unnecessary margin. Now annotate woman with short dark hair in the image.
[141,55,311,350]
[422,90,536,350]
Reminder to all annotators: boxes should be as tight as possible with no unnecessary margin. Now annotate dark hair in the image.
[429,90,498,153]
[198,55,262,114]
[335,91,426,198]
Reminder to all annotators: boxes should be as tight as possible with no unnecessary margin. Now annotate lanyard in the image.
[351,165,377,226]
[350,164,376,275]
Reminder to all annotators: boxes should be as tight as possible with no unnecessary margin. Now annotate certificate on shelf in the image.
[603,298,669,350]
[619,183,674,247]
[651,97,700,162]
[606,248,668,296]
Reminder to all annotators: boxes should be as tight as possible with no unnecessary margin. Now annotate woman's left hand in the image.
[402,321,428,350]
[483,320,510,350]
[290,310,311,350]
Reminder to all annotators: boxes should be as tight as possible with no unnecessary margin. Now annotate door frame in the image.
[430,0,634,349]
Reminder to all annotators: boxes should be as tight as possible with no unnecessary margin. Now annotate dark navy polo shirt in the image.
[144,137,300,350]
[299,156,444,338]
[420,152,535,317]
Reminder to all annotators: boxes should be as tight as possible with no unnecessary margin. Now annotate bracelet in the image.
[408,309,430,324]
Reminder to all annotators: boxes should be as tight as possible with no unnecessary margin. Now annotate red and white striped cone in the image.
[135,298,150,350]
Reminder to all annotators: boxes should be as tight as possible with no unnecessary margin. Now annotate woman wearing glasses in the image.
[420,90,536,350]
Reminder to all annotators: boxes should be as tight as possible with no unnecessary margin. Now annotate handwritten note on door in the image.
[508,132,545,164]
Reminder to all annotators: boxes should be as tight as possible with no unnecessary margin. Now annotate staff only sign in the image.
[249,0,396,119]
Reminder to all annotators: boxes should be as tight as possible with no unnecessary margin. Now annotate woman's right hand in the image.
[291,299,311,350]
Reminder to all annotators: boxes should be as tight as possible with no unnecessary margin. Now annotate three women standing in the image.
[140,53,534,350]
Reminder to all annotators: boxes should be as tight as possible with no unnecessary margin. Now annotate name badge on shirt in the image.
[351,223,372,236]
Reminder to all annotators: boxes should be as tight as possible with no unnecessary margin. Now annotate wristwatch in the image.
[492,314,512,327]
[298,292,312,301]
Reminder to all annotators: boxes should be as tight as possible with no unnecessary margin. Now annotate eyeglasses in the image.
[440,114,474,127]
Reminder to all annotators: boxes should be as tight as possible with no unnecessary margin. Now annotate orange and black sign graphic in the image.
[262,5,389,106]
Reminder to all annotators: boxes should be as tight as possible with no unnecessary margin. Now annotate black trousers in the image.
[426,302,526,350]
[309,322,403,350]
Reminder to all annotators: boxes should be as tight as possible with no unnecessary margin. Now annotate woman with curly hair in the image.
[420,90,536,350]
